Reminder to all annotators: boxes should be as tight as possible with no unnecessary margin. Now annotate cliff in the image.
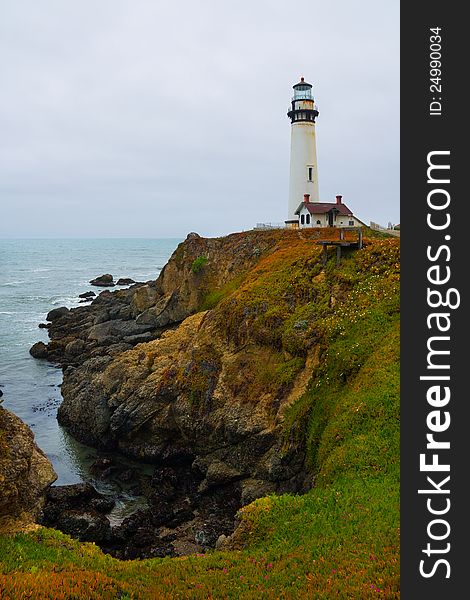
[0,406,57,533]
[28,228,399,557]
[2,227,400,597]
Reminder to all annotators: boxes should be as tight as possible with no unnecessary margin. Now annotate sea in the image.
[0,238,180,522]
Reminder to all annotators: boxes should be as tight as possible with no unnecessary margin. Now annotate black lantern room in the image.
[287,77,319,123]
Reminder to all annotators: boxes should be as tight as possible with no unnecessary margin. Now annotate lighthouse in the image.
[286,77,320,226]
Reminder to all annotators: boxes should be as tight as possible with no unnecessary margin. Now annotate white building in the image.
[286,77,320,226]
[295,194,365,229]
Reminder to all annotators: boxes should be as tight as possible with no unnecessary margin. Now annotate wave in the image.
[1,281,26,287]
[51,297,80,307]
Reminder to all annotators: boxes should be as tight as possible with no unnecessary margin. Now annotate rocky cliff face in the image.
[0,406,57,531]
[59,309,307,503]
[31,228,400,556]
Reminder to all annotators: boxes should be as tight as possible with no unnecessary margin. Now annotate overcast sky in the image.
[0,1,399,238]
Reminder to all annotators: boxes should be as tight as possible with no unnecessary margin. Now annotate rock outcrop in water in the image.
[31,228,399,557]
[90,274,115,287]
[0,406,57,531]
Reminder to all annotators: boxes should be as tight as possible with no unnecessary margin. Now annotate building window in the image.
[316,220,321,225]
[349,220,354,226]
[306,214,311,224]
[307,167,313,182]
[300,214,305,224]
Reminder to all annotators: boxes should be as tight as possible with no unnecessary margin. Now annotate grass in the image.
[0,232,400,598]
[198,274,247,311]
[191,255,209,274]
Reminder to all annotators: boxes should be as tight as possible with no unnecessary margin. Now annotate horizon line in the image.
[0,236,186,241]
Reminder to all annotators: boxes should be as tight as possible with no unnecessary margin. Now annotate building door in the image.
[328,211,334,227]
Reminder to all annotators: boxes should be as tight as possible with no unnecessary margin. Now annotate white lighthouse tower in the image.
[286,77,320,226]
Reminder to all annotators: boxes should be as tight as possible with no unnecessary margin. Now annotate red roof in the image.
[295,201,354,216]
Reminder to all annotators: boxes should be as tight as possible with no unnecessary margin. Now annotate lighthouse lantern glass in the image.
[293,86,313,101]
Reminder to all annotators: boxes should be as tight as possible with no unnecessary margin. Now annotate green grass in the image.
[191,255,209,274]
[198,274,247,311]
[0,235,400,598]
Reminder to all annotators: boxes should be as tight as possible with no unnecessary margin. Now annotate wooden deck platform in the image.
[316,227,363,266]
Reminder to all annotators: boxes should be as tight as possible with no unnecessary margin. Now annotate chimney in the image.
[336,195,342,205]
[304,194,310,204]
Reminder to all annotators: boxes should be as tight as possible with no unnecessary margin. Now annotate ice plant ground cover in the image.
[0,232,400,598]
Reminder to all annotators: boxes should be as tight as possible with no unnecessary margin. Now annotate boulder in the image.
[46,306,70,321]
[90,274,114,287]
[108,510,175,560]
[123,332,154,345]
[135,291,189,329]
[116,278,136,286]
[79,291,96,299]
[130,285,158,315]
[0,407,57,524]
[87,319,153,344]
[65,339,86,357]
[240,479,277,506]
[197,460,243,492]
[57,357,114,449]
[44,482,102,507]
[29,341,48,359]
[54,510,111,543]
[215,534,228,549]
[41,482,114,543]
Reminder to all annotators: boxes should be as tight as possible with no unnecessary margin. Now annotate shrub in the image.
[191,255,208,274]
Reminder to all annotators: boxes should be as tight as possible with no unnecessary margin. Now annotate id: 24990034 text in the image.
[429,27,443,116]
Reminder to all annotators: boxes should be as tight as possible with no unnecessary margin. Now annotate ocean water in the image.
[0,238,179,516]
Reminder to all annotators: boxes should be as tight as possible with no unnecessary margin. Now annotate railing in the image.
[370,221,388,231]
[254,223,286,230]
[288,103,319,112]
[370,221,400,236]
